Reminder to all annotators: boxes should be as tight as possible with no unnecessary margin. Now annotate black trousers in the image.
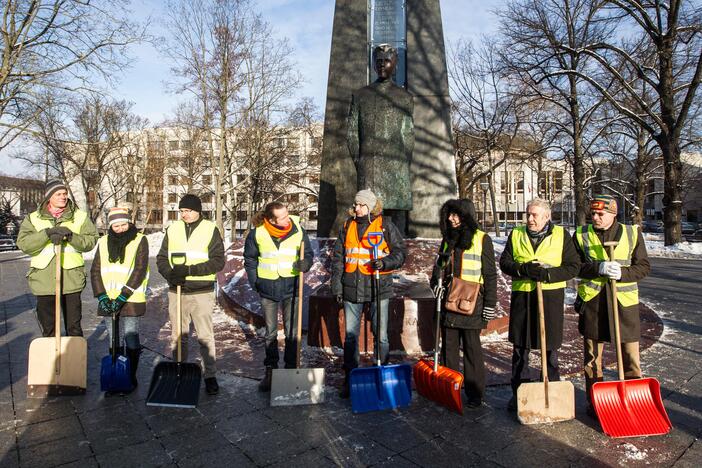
[441,327,486,401]
[511,345,560,394]
[35,292,83,337]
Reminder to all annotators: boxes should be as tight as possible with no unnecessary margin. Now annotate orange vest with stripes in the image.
[344,216,392,275]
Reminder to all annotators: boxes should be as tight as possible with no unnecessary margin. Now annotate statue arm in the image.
[346,94,360,165]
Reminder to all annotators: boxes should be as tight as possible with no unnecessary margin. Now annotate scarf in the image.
[263,218,292,239]
[47,203,65,219]
[107,224,138,264]
[527,221,552,246]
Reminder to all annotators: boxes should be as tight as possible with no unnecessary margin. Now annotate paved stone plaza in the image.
[1,253,700,467]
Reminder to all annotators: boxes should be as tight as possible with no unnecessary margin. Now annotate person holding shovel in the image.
[156,194,224,395]
[429,199,497,409]
[90,207,149,391]
[499,198,581,412]
[331,189,407,399]
[244,201,313,392]
[16,178,98,337]
[573,194,650,417]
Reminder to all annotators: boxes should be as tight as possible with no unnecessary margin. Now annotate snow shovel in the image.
[591,241,671,437]
[100,311,133,393]
[28,243,87,397]
[270,242,326,406]
[350,231,412,414]
[413,267,464,414]
[517,280,575,424]
[146,275,201,408]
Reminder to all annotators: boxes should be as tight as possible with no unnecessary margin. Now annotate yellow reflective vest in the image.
[575,224,639,307]
[511,225,567,292]
[447,230,485,284]
[167,219,217,281]
[28,209,89,270]
[98,234,149,303]
[255,215,303,280]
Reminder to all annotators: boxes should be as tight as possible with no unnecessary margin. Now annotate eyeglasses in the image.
[353,203,366,207]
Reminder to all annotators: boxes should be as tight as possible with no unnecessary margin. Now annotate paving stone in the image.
[14,399,75,427]
[95,439,173,468]
[79,405,152,455]
[370,454,422,467]
[16,414,83,448]
[0,449,19,468]
[55,456,99,468]
[267,448,335,467]
[673,438,702,468]
[399,437,489,467]
[137,405,209,437]
[319,431,397,467]
[215,412,279,443]
[197,396,257,422]
[286,417,347,449]
[177,444,254,468]
[236,427,312,466]
[160,427,231,462]
[0,427,17,456]
[17,434,92,466]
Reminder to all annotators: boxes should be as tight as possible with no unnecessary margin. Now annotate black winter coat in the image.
[572,222,650,343]
[430,234,497,330]
[331,215,407,303]
[499,224,581,350]
[243,223,313,302]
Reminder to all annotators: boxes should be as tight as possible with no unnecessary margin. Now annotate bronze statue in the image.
[347,44,414,232]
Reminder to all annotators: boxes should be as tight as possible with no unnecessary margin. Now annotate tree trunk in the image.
[659,135,683,245]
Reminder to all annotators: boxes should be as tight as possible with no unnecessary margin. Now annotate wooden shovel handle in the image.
[605,242,625,381]
[176,285,182,363]
[536,280,548,407]
[295,241,305,369]
[55,244,62,374]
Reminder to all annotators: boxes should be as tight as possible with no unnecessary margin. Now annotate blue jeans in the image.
[343,299,389,370]
[261,297,297,369]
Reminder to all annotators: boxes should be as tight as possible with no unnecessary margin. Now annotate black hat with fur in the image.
[439,199,479,250]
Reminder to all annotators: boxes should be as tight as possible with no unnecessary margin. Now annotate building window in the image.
[554,171,563,192]
[168,210,178,221]
[151,210,163,223]
[201,193,213,203]
[181,140,192,150]
[125,192,135,203]
[167,193,177,203]
[169,140,179,151]
[168,175,178,185]
[309,210,318,220]
[236,210,247,220]
[202,175,212,185]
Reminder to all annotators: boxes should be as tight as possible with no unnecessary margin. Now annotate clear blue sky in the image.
[1,0,502,176]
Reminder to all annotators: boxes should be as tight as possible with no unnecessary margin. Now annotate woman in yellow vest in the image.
[429,199,497,409]
[90,207,149,392]
[16,179,98,337]
[572,194,650,417]
[243,202,313,392]
[499,198,581,412]
[331,190,407,399]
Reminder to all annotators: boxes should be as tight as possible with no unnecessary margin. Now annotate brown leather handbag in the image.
[444,251,481,315]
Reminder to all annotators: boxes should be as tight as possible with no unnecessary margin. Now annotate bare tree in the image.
[0,0,146,150]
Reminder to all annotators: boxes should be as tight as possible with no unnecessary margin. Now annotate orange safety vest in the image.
[344,216,392,275]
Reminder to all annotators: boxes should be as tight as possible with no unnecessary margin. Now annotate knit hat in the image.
[107,207,130,226]
[179,193,202,212]
[44,179,67,200]
[354,189,377,208]
[590,194,618,214]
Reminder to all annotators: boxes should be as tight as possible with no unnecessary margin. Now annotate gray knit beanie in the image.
[354,189,377,208]
[44,178,67,200]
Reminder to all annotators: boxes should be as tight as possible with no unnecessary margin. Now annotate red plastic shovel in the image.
[591,241,672,438]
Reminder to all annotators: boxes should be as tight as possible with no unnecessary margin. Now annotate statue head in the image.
[373,44,397,81]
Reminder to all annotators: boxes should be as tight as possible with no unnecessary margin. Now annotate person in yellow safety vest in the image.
[331,189,407,399]
[16,179,98,337]
[499,198,581,412]
[243,202,314,392]
[156,194,225,395]
[429,199,497,409]
[572,194,650,418]
[90,207,149,392]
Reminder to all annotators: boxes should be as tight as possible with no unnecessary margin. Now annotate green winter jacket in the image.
[17,200,99,296]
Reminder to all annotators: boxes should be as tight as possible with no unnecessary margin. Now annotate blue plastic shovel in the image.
[100,312,133,393]
[350,231,412,413]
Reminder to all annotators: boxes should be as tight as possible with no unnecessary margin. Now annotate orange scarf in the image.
[263,218,292,238]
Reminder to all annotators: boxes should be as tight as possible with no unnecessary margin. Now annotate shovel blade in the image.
[146,361,201,408]
[350,364,412,414]
[270,368,326,406]
[100,354,133,393]
[592,378,671,437]
[413,359,463,414]
[27,337,87,397]
[517,381,575,424]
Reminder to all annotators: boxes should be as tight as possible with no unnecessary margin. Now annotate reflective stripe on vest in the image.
[511,225,567,292]
[255,215,304,280]
[29,209,88,270]
[459,230,485,283]
[167,219,217,281]
[575,224,639,307]
[98,233,149,303]
[344,216,391,275]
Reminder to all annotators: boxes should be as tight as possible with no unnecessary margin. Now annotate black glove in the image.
[336,294,344,305]
[170,265,188,286]
[520,262,548,282]
[482,306,496,321]
[97,294,112,316]
[110,294,128,314]
[293,258,312,273]
[370,259,384,271]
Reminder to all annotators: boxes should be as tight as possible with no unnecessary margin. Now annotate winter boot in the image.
[339,370,351,399]
[126,347,141,389]
[258,366,273,392]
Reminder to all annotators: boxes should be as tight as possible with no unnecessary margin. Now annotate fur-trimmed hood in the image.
[439,198,479,250]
